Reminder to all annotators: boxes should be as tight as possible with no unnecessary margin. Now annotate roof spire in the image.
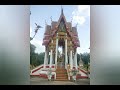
[50,16,52,22]
[45,19,47,25]
[61,5,63,15]
[76,23,78,28]
[71,17,73,23]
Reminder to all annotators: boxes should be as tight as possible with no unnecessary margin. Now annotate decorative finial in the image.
[71,17,73,23]
[61,5,63,15]
[45,20,47,25]
[50,16,52,22]
[76,23,78,28]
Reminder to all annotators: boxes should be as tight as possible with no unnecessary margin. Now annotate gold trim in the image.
[58,32,66,35]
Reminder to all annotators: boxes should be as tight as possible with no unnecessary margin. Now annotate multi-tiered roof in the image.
[42,8,80,48]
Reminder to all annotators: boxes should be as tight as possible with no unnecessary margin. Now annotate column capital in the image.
[70,45,73,51]
[49,45,54,50]
[65,33,67,36]
[57,33,58,37]
[65,36,67,39]
[56,37,59,39]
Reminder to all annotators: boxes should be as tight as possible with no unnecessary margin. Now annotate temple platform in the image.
[30,64,88,80]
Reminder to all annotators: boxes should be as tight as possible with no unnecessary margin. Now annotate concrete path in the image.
[30,77,90,85]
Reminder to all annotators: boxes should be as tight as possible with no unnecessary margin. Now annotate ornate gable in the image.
[42,8,80,47]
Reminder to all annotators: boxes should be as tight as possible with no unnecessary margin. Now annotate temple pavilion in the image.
[42,8,80,80]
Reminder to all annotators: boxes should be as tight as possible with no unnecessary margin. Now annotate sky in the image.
[30,5,90,54]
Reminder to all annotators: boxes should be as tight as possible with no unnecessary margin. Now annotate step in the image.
[56,74,68,77]
[56,76,68,78]
[56,71,67,72]
[56,79,68,81]
[56,73,67,75]
[56,70,67,72]
[56,72,67,74]
[56,77,68,79]
[56,69,67,71]
[56,71,67,73]
[57,68,66,70]
[56,70,67,71]
[56,68,66,70]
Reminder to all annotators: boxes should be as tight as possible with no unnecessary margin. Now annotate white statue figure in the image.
[72,68,78,82]
[47,68,52,81]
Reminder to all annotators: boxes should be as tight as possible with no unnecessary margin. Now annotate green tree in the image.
[81,52,90,71]
[30,41,45,68]
[37,52,45,65]
[77,53,80,65]
[30,43,36,65]
[30,37,45,67]
[81,52,90,65]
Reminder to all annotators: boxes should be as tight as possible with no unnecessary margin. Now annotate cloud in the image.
[72,5,90,26]
[77,47,90,54]
[72,16,85,25]
[78,5,90,16]
[30,38,45,53]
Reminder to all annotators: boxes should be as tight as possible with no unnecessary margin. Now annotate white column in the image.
[46,50,48,65]
[73,53,75,67]
[55,33,58,69]
[65,34,68,69]
[69,53,70,65]
[70,50,73,69]
[44,47,47,69]
[49,49,53,68]
[75,48,78,69]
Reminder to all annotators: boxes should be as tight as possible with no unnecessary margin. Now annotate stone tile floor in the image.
[30,77,90,85]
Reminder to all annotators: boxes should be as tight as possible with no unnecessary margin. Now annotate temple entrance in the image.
[57,38,65,69]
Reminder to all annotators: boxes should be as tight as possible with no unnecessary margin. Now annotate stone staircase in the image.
[56,66,68,81]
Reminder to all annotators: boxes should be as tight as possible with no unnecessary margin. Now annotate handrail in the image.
[31,64,44,74]
[67,65,70,80]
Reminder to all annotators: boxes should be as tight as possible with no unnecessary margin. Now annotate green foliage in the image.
[77,53,80,65]
[30,38,45,68]
[83,64,89,71]
[81,52,90,65]
[77,52,90,69]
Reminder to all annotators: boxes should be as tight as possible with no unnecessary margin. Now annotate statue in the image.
[47,68,52,81]
[72,68,78,82]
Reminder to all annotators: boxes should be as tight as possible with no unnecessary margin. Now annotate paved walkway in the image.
[30,77,90,85]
